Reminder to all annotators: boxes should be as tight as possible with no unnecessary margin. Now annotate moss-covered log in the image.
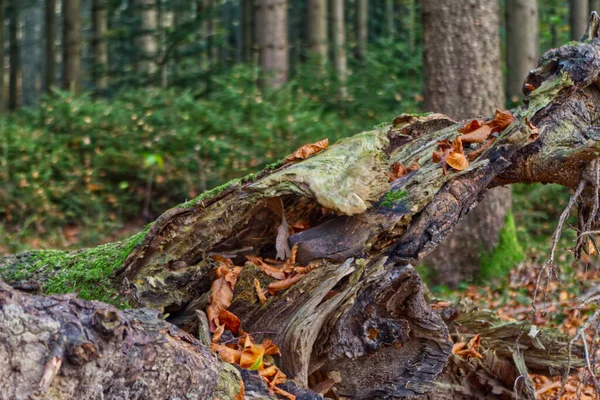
[5,21,600,400]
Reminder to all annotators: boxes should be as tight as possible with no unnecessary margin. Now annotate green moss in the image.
[3,227,150,307]
[381,189,408,208]
[479,212,525,280]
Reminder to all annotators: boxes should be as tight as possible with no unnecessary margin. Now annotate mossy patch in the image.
[479,212,525,280]
[381,189,408,208]
[2,226,150,307]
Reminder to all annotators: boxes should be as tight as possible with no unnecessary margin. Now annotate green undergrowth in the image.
[2,226,150,307]
[381,189,408,208]
[479,212,525,280]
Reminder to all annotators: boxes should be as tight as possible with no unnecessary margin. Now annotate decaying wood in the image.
[5,20,600,400]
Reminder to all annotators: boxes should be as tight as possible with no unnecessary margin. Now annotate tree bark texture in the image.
[92,0,109,91]
[134,0,158,76]
[8,1,19,111]
[506,0,539,103]
[331,0,346,98]
[255,0,288,89]
[307,0,328,61]
[422,0,511,287]
[571,0,589,40]
[62,0,82,93]
[44,0,56,93]
[4,34,600,397]
[355,0,367,60]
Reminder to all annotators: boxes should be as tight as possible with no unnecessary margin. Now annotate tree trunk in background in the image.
[22,2,41,107]
[134,0,158,76]
[355,0,367,59]
[8,1,19,111]
[62,0,82,93]
[92,0,108,92]
[307,0,328,61]
[423,0,511,287]
[591,0,600,13]
[159,0,173,89]
[570,0,589,40]
[207,0,219,65]
[241,0,253,63]
[0,0,5,114]
[385,0,394,39]
[506,0,539,103]
[44,0,56,92]
[331,0,346,98]
[255,0,288,89]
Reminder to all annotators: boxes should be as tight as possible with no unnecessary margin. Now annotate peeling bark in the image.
[5,28,600,399]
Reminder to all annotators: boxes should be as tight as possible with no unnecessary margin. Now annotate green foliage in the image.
[1,43,422,251]
[381,189,408,208]
[479,212,525,280]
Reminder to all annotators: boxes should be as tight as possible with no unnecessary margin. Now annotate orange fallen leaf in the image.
[388,162,407,182]
[219,310,241,334]
[246,256,286,280]
[433,137,468,174]
[240,335,266,370]
[254,278,268,304]
[212,324,225,343]
[262,339,281,356]
[467,137,496,161]
[459,110,514,144]
[458,119,485,134]
[211,343,242,364]
[286,139,328,162]
[268,274,305,295]
[407,159,420,172]
[235,379,245,400]
[273,386,297,400]
[525,82,537,92]
[452,342,467,354]
[207,267,235,329]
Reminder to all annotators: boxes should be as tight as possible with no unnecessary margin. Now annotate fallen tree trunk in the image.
[4,23,600,400]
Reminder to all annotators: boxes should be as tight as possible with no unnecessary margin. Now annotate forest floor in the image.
[436,256,600,400]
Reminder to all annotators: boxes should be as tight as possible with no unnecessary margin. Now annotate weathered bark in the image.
[92,0,109,92]
[5,30,600,399]
[423,0,511,287]
[307,0,327,61]
[355,0,367,60]
[571,0,589,40]
[331,0,347,98]
[506,0,539,103]
[62,0,82,93]
[44,0,56,93]
[255,0,288,89]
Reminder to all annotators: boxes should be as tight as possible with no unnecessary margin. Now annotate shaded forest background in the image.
[0,0,588,290]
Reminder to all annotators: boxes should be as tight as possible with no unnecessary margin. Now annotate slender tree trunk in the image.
[306,0,328,61]
[62,0,82,93]
[0,0,5,114]
[385,0,394,39]
[255,0,288,89]
[423,0,511,287]
[134,0,158,76]
[331,0,346,98]
[21,2,41,107]
[92,0,108,92]
[207,0,219,65]
[355,0,367,59]
[241,0,253,63]
[591,0,600,13]
[8,1,19,111]
[571,0,589,40]
[44,0,56,92]
[506,0,539,103]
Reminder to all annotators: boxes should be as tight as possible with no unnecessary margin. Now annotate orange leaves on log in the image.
[219,310,241,334]
[240,335,266,370]
[459,110,515,144]
[387,159,420,182]
[254,278,267,304]
[210,343,242,364]
[267,274,306,295]
[526,117,539,142]
[452,334,484,360]
[286,139,328,162]
[246,256,287,280]
[432,137,468,175]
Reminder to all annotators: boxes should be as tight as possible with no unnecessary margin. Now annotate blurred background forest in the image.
[0,0,590,285]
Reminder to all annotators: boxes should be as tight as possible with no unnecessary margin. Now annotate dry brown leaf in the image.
[458,119,485,134]
[294,261,321,274]
[388,162,407,182]
[446,152,469,171]
[407,159,420,172]
[212,324,225,343]
[254,278,268,304]
[452,342,466,354]
[262,339,281,356]
[246,256,287,280]
[459,110,514,144]
[235,379,245,400]
[206,269,235,329]
[269,369,288,388]
[525,82,537,92]
[259,365,279,379]
[467,137,496,161]
[219,310,241,334]
[267,274,305,295]
[286,139,329,162]
[273,386,297,400]
[459,125,493,143]
[211,343,242,364]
